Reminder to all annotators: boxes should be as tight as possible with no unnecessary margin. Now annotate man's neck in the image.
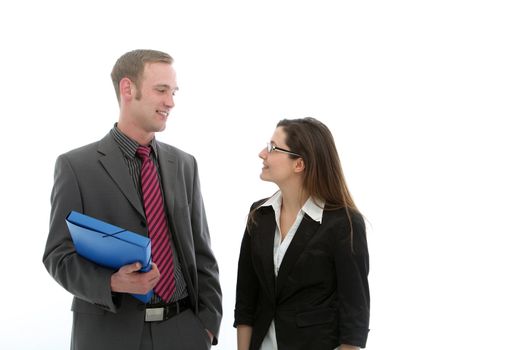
[116,121,154,146]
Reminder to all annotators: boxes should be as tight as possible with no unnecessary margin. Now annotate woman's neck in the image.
[280,185,309,215]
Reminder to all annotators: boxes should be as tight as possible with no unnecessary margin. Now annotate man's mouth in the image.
[157,110,169,117]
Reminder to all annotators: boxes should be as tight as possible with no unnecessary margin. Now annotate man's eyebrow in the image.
[155,84,179,91]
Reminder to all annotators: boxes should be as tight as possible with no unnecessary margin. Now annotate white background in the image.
[1,1,524,349]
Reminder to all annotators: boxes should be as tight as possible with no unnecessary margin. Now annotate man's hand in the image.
[205,329,214,343]
[110,262,160,294]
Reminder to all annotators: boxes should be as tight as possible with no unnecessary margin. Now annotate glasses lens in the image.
[267,143,272,153]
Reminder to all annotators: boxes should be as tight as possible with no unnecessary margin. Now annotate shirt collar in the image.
[260,191,325,223]
[303,197,324,223]
[111,123,159,160]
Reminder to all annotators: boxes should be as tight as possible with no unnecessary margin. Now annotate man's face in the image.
[129,62,178,133]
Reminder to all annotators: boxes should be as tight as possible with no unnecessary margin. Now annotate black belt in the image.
[144,297,191,322]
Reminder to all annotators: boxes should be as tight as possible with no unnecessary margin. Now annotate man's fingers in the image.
[120,262,142,274]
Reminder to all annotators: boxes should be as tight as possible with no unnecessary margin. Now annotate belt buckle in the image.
[145,307,165,322]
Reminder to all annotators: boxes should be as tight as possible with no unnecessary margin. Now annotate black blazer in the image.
[234,200,370,350]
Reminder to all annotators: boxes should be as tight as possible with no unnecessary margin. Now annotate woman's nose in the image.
[259,148,267,159]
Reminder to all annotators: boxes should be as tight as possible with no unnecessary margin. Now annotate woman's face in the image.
[259,127,301,186]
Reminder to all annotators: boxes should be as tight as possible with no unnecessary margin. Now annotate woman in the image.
[234,117,370,350]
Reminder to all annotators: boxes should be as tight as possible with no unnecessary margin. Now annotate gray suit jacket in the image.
[43,132,222,350]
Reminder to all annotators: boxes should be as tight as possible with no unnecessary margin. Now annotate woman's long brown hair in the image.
[278,117,358,212]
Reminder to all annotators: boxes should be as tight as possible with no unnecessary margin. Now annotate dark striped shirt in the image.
[111,125,188,304]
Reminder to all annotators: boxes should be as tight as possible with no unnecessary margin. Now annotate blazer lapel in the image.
[275,214,320,297]
[97,134,145,220]
[254,207,278,300]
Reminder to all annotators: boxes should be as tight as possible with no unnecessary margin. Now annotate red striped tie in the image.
[137,145,175,302]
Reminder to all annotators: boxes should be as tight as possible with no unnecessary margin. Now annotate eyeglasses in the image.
[266,143,302,157]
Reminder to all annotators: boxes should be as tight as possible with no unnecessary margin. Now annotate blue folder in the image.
[66,211,153,303]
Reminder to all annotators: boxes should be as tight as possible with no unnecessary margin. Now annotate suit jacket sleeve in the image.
[42,154,118,312]
[334,212,370,347]
[189,157,222,342]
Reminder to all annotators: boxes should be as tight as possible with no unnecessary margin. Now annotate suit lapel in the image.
[157,144,179,222]
[97,134,145,220]
[275,214,320,297]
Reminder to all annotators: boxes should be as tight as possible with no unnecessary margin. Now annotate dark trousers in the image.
[140,309,211,350]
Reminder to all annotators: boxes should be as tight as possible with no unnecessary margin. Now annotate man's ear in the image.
[293,158,305,174]
[119,77,134,102]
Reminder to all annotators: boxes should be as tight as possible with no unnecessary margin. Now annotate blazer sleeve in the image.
[334,211,370,348]
[42,154,118,312]
[234,224,260,327]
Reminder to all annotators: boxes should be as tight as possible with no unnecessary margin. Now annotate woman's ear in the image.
[293,158,305,174]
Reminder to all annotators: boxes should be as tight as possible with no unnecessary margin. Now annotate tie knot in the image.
[136,145,151,161]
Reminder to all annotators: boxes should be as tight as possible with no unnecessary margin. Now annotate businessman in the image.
[43,49,222,350]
